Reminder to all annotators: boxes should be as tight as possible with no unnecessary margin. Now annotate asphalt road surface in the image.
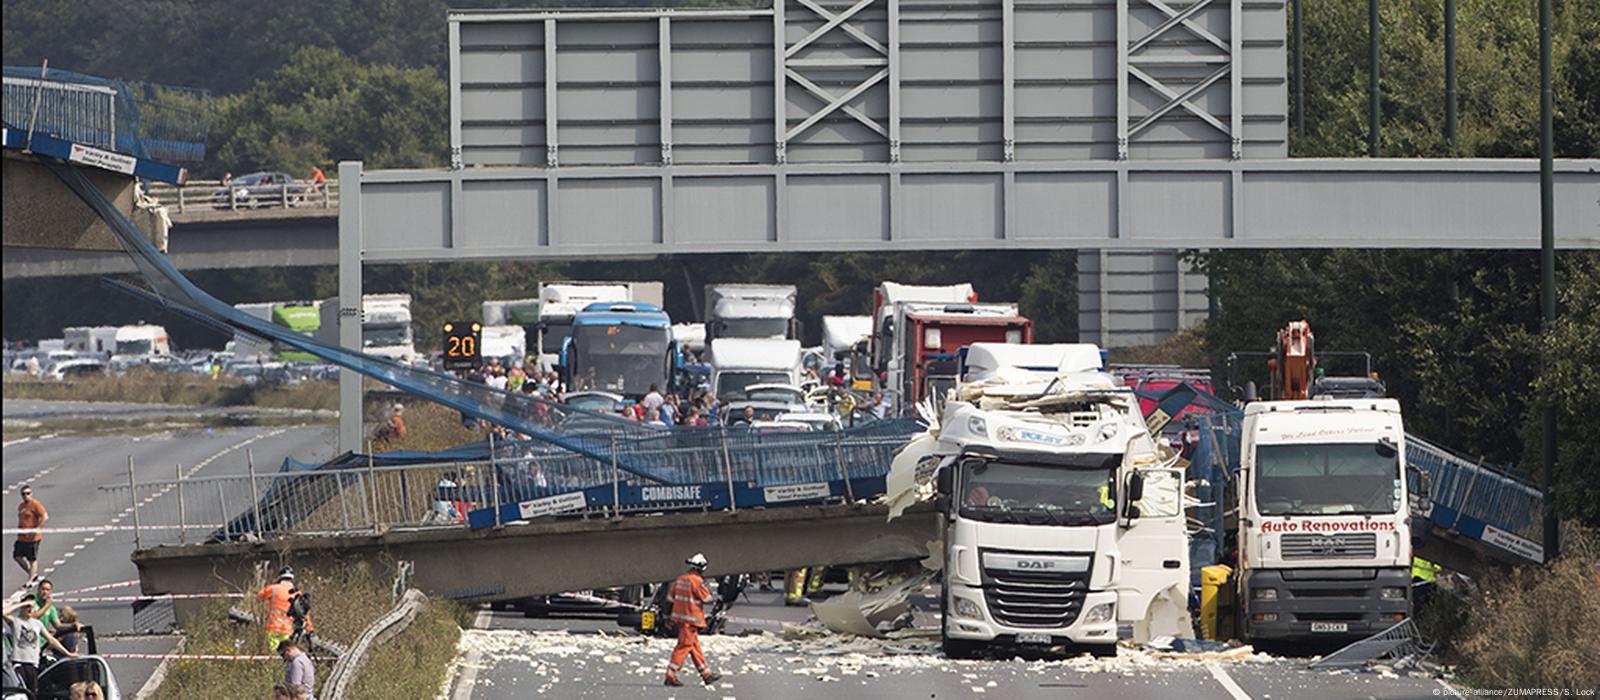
[3,412,335,695]
[449,588,1453,700]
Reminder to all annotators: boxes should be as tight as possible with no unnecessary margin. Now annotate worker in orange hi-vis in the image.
[663,553,722,687]
[257,567,297,651]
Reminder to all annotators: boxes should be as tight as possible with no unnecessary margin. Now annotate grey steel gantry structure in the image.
[329,0,1599,451]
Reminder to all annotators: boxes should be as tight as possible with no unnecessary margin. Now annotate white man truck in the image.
[704,284,798,342]
[110,324,173,366]
[535,282,664,373]
[1236,398,1421,643]
[318,293,416,362]
[929,343,1190,658]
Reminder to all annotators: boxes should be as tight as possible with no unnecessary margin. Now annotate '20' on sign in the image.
[443,321,481,371]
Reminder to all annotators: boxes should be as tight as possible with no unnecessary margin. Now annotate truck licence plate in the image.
[1016,632,1051,644]
[1310,622,1348,633]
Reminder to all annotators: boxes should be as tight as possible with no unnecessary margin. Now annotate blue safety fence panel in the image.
[4,66,210,162]
[1408,436,1545,564]
[466,475,891,528]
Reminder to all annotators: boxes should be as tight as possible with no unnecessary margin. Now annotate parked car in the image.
[211,171,309,208]
[48,357,107,380]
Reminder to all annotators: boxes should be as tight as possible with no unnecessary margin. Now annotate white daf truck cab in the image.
[932,343,1190,658]
[1236,398,1421,643]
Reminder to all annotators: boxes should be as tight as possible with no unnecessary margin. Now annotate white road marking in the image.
[3,465,58,495]
[1206,662,1252,700]
[3,434,58,448]
[450,608,495,700]
[35,427,293,579]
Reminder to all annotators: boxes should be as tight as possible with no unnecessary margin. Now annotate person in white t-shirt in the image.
[641,385,665,412]
[4,596,76,693]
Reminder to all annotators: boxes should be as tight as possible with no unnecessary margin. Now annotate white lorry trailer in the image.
[703,284,798,342]
[926,343,1190,657]
[535,282,664,373]
[480,325,528,367]
[63,326,120,355]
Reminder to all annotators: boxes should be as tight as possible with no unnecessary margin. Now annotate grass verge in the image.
[1453,524,1600,690]
[3,370,339,411]
[150,561,410,700]
[346,597,470,699]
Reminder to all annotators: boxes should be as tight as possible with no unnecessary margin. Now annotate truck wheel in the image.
[1088,643,1117,658]
[942,635,982,660]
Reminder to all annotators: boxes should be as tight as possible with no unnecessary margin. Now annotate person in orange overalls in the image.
[663,553,722,687]
[257,566,297,650]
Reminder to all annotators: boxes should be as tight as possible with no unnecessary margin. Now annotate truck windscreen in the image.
[716,372,791,400]
[1255,443,1399,516]
[959,460,1116,526]
[363,323,412,349]
[570,324,669,396]
[116,339,153,355]
[716,318,789,339]
[541,320,572,354]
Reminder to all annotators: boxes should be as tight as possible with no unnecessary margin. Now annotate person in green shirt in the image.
[31,579,58,632]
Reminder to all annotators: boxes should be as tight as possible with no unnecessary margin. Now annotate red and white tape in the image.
[5,524,224,535]
[57,592,246,603]
[98,653,335,661]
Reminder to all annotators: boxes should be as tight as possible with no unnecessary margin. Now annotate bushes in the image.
[1455,525,1600,690]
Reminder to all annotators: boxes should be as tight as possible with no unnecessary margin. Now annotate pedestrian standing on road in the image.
[222,172,234,188]
[663,553,722,687]
[4,597,77,694]
[14,485,47,582]
[279,638,316,700]
[309,166,327,195]
[257,567,298,651]
[642,384,665,413]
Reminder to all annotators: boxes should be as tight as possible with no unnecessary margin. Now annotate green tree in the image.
[206,47,447,177]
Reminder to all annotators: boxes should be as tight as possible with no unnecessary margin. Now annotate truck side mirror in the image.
[1125,471,1145,503]
[935,465,953,497]
[1122,472,1144,521]
[1408,465,1431,501]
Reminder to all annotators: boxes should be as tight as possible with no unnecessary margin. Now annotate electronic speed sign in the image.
[442,321,482,371]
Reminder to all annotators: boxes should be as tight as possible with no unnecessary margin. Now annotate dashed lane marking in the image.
[37,427,292,580]
[1206,662,1252,700]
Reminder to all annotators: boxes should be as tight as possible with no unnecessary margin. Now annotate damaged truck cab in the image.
[930,344,1189,658]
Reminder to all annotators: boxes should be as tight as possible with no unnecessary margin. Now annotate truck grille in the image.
[1280,532,1378,560]
[981,555,1091,628]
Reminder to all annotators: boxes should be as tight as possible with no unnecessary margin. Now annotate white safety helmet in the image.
[686,553,708,571]
[279,566,296,581]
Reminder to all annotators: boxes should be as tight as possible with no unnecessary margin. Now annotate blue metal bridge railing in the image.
[3,66,210,162]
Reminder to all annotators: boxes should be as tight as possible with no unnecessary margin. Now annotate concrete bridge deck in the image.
[133,502,942,623]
